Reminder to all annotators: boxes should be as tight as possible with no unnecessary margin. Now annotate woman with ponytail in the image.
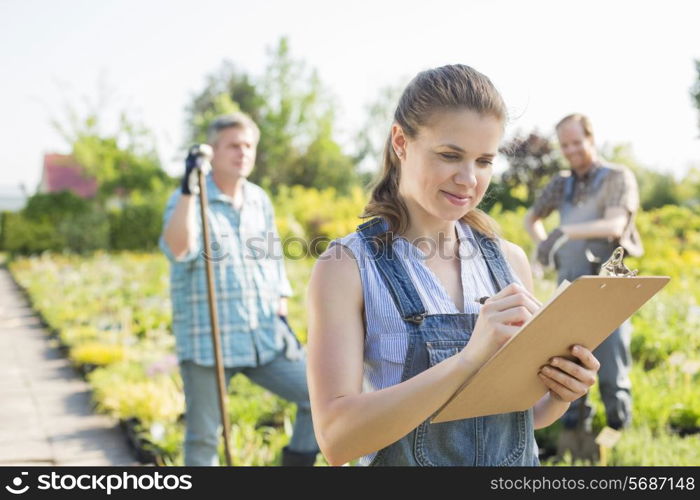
[306,64,600,466]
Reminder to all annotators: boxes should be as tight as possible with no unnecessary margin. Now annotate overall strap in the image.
[564,175,576,204]
[564,166,610,204]
[591,165,610,191]
[356,218,427,324]
[470,227,515,292]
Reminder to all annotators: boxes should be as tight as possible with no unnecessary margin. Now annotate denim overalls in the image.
[356,218,539,466]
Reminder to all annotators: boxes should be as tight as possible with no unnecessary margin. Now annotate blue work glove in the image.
[536,228,568,268]
[181,144,212,195]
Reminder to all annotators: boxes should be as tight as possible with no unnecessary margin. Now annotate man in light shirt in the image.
[160,113,319,466]
[525,113,643,458]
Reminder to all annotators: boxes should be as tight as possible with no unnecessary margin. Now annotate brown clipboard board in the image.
[431,275,670,424]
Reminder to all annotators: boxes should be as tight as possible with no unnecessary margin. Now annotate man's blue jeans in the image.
[180,343,319,465]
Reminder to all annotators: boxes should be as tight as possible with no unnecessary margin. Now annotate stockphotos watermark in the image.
[4,471,192,496]
[199,231,501,263]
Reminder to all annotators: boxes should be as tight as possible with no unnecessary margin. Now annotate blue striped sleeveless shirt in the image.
[328,219,523,465]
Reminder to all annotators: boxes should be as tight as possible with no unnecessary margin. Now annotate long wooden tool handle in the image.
[197,169,233,466]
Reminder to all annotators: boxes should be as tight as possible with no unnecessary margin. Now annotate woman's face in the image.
[394,109,503,224]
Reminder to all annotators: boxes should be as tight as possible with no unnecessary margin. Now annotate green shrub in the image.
[89,363,184,427]
[608,427,700,466]
[2,192,110,254]
[2,212,63,254]
[59,209,111,252]
[543,427,700,466]
[109,202,165,251]
[0,211,8,250]
[70,342,126,367]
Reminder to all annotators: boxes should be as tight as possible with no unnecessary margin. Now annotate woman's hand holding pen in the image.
[460,283,542,368]
[464,283,601,403]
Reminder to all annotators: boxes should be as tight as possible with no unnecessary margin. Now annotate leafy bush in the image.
[2,191,110,254]
[544,427,700,466]
[70,342,126,367]
[273,185,367,257]
[109,194,169,251]
[2,178,173,254]
[89,363,184,427]
[59,326,101,348]
[1,212,64,254]
[608,427,700,466]
[59,209,111,252]
[0,211,9,250]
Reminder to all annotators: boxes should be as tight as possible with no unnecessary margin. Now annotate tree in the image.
[21,85,178,253]
[601,143,681,210]
[184,60,263,144]
[676,166,700,208]
[52,92,172,203]
[691,59,700,135]
[287,112,358,192]
[354,83,405,166]
[497,131,563,208]
[185,37,359,193]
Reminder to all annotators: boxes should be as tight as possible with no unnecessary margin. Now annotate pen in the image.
[475,296,490,305]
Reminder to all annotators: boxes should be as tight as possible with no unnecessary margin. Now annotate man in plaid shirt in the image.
[160,113,319,466]
[524,113,643,458]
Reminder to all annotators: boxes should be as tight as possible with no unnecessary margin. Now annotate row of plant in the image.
[0,188,172,255]
[9,250,311,466]
[8,199,700,465]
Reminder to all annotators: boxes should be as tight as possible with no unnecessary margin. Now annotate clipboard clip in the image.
[596,246,638,277]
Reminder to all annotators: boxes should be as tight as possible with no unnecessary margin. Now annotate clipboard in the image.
[430,275,670,423]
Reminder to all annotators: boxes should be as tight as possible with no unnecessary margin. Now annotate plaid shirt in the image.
[159,174,293,368]
[531,162,643,257]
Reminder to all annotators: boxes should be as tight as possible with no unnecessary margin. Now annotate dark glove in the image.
[536,228,568,268]
[181,144,212,195]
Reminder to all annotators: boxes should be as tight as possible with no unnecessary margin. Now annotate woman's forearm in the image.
[318,351,484,466]
[533,393,571,429]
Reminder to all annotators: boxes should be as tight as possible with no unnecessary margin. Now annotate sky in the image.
[1,0,698,194]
